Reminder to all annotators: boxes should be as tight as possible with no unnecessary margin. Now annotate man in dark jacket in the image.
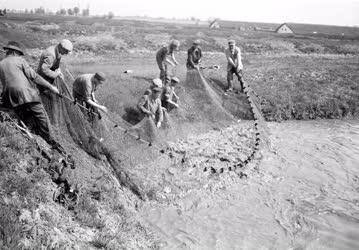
[0,41,61,148]
[186,40,202,70]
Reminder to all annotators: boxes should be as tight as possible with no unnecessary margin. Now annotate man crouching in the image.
[138,86,163,128]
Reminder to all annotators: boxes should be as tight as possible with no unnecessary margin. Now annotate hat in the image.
[3,41,24,55]
[152,87,162,93]
[60,39,73,52]
[228,39,236,45]
[94,72,106,81]
[170,40,180,48]
[171,76,180,84]
[193,39,201,45]
[152,78,163,88]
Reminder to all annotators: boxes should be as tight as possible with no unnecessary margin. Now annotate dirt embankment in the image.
[0,112,159,249]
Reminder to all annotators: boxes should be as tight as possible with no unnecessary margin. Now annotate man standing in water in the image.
[186,40,202,70]
[225,39,244,93]
[156,40,180,82]
[0,41,62,149]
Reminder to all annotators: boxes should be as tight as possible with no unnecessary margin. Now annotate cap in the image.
[94,72,106,81]
[3,41,24,55]
[60,39,73,52]
[170,40,180,48]
[152,78,163,88]
[228,39,236,45]
[152,87,162,93]
[171,76,180,83]
[193,39,201,45]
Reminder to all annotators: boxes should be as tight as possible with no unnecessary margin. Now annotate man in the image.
[156,40,180,82]
[138,87,163,128]
[187,40,202,70]
[72,72,108,118]
[161,76,180,112]
[225,39,244,92]
[0,41,61,148]
[37,39,73,83]
[37,39,73,124]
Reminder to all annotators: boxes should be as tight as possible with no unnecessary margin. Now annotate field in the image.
[1,13,359,122]
[1,13,359,249]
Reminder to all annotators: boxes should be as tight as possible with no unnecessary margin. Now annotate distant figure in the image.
[156,40,180,82]
[161,76,180,112]
[37,39,73,84]
[144,78,163,96]
[225,39,244,92]
[72,72,108,120]
[186,40,202,70]
[0,41,62,149]
[138,87,163,128]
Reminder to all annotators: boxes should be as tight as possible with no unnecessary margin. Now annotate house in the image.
[275,23,294,34]
[209,19,220,29]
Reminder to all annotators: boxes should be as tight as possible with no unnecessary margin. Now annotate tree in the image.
[73,7,79,16]
[59,8,67,15]
[82,8,89,16]
[108,11,114,19]
[67,8,74,15]
[34,7,45,14]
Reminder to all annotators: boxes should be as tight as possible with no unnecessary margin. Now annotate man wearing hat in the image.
[144,78,163,96]
[186,40,202,70]
[0,41,62,148]
[161,76,180,112]
[37,39,73,123]
[138,86,163,128]
[37,39,73,83]
[72,72,108,117]
[156,40,180,82]
[225,39,244,92]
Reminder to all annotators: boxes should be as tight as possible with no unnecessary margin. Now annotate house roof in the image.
[275,23,293,32]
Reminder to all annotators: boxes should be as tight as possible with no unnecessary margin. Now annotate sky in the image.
[1,0,358,26]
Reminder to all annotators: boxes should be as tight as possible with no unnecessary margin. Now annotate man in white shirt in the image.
[225,39,244,92]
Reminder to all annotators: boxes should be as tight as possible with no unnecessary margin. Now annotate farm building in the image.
[209,19,220,29]
[275,23,294,33]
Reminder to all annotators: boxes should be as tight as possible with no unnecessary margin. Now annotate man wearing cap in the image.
[156,40,180,82]
[72,72,108,119]
[187,40,202,70]
[0,41,62,148]
[138,86,163,128]
[144,78,163,96]
[225,39,244,92]
[161,76,180,112]
[37,39,73,83]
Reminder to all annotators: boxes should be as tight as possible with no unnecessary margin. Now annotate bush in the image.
[295,42,325,54]
[74,35,128,52]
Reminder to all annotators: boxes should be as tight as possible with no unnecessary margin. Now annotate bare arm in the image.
[156,99,164,126]
[138,95,153,116]
[86,99,107,113]
[225,49,236,68]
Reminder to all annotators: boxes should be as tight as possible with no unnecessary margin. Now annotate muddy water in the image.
[141,120,359,249]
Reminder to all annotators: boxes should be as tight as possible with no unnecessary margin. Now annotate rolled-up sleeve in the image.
[40,53,58,80]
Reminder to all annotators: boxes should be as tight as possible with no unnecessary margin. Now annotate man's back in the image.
[0,55,40,107]
[72,74,93,101]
